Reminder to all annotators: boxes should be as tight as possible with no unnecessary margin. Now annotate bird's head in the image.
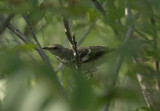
[43,44,64,56]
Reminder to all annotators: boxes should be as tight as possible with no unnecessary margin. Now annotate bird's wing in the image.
[78,46,112,63]
[78,47,90,62]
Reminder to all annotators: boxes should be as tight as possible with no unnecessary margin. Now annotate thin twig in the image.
[72,34,81,69]
[0,14,67,99]
[57,0,98,80]
[150,17,160,91]
[91,0,125,37]
[78,20,96,46]
[0,14,14,35]
[133,57,160,110]
[103,25,135,111]
[62,17,81,70]
[23,15,67,99]
[91,0,106,17]
[23,16,49,64]
[77,1,107,46]
[0,14,32,43]
[10,31,39,64]
[63,18,73,44]
[103,5,134,111]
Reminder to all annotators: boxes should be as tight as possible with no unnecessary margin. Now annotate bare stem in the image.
[91,0,106,17]
[78,20,96,46]
[23,15,67,99]
[63,18,73,45]
[0,14,67,99]
[0,14,31,43]
[133,57,160,110]
[72,34,81,69]
[77,1,107,46]
[103,4,134,111]
[0,14,14,35]
[62,17,81,70]
[150,17,160,91]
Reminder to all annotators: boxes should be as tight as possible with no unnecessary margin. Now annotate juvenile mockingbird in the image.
[43,44,113,78]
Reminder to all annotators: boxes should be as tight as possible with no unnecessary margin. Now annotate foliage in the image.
[0,0,160,111]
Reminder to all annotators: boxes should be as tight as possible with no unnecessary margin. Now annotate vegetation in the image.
[0,0,160,111]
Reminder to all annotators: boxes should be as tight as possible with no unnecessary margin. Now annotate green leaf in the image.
[135,106,152,111]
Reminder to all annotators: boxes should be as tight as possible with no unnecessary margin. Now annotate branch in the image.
[91,0,126,37]
[137,74,156,109]
[103,5,135,111]
[91,0,106,17]
[133,57,160,110]
[10,30,39,64]
[0,14,67,99]
[0,14,14,35]
[60,0,108,70]
[78,20,96,46]
[23,15,67,99]
[77,1,107,46]
[0,14,32,43]
[103,25,135,111]
[150,17,160,91]
[62,17,81,70]
[23,16,49,64]
[72,34,81,69]
[63,18,73,44]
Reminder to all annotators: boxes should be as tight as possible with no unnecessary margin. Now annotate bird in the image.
[43,44,114,78]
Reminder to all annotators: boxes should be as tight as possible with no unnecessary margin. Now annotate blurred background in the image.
[0,0,160,111]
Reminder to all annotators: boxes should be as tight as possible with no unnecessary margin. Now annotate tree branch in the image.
[72,34,81,69]
[23,15,67,99]
[150,17,160,91]
[132,57,160,111]
[91,0,106,17]
[77,1,107,46]
[78,20,96,46]
[0,14,67,99]
[103,5,135,111]
[62,16,81,70]
[0,14,32,43]
[63,18,73,45]
[0,14,14,35]
[103,25,135,111]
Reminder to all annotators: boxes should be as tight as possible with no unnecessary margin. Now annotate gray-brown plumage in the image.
[43,44,114,78]
[43,44,113,64]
